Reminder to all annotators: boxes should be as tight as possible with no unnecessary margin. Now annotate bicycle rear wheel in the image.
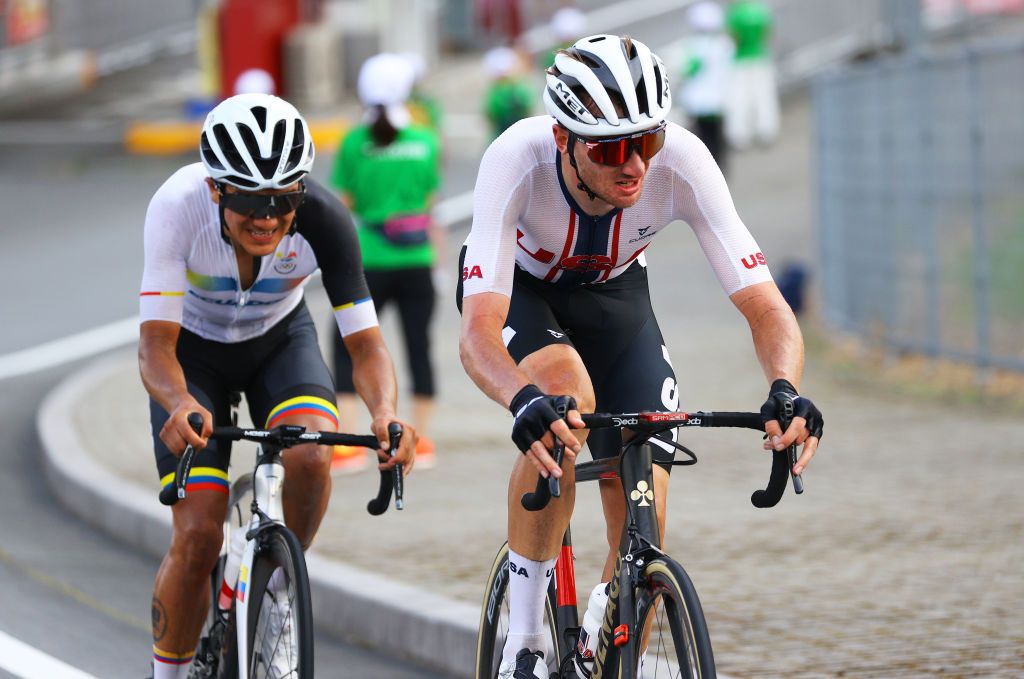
[475,542,562,679]
[245,525,313,679]
[630,558,715,679]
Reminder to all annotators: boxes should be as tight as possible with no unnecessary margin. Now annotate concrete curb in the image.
[37,352,478,678]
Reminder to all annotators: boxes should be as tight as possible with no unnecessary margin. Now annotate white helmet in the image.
[200,93,314,191]
[543,34,671,138]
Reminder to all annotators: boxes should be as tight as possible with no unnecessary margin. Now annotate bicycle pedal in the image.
[613,623,629,647]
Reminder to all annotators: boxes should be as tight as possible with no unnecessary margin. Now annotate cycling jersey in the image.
[140,163,377,343]
[460,116,773,298]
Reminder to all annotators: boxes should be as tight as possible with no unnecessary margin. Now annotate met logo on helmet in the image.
[554,81,590,120]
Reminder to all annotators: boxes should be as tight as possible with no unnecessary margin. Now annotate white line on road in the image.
[0,316,139,381]
[0,630,99,679]
[0,192,476,381]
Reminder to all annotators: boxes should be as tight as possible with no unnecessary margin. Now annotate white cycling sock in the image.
[152,649,193,679]
[502,549,556,664]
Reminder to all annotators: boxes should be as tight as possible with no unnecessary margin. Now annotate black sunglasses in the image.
[218,183,306,219]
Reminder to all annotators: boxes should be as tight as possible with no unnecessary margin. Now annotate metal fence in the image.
[814,36,1024,371]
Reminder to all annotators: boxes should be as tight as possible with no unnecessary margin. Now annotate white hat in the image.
[358,53,415,128]
[233,68,275,96]
[483,46,518,78]
[358,53,415,107]
[688,2,724,32]
[551,7,587,42]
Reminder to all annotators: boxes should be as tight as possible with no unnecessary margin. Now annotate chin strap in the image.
[567,133,598,202]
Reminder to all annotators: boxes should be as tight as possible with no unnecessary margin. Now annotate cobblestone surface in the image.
[78,97,1024,677]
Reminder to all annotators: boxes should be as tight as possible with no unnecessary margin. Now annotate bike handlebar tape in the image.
[159,413,205,506]
[367,422,403,516]
[752,389,795,508]
[520,396,574,512]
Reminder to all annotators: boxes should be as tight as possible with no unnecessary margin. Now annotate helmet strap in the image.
[215,182,232,245]
[567,133,598,202]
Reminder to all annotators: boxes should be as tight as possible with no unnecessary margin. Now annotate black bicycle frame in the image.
[525,408,801,678]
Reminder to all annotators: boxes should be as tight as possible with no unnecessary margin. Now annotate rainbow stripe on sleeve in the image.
[159,466,229,495]
[265,395,339,429]
[332,296,372,311]
[140,291,185,297]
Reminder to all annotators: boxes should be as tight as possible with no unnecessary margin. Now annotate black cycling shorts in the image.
[150,301,337,495]
[458,250,681,469]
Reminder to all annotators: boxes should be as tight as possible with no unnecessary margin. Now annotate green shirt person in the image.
[329,53,444,469]
[331,124,440,269]
[483,46,533,139]
[724,0,780,147]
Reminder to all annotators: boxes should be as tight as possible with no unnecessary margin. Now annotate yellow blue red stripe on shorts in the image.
[265,395,339,429]
[159,466,229,495]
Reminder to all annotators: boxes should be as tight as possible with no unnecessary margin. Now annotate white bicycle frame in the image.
[228,449,287,677]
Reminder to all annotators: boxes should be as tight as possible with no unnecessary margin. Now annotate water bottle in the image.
[218,528,247,611]
[574,582,609,679]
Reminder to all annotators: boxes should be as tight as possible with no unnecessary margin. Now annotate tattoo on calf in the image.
[152,595,168,642]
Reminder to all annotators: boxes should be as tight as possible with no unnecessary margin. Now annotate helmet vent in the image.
[280,170,305,187]
[214,123,250,175]
[652,62,665,108]
[251,106,268,132]
[200,132,225,170]
[283,121,306,174]
[222,175,259,189]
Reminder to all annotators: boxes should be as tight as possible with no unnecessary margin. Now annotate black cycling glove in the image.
[759,378,824,440]
[509,384,577,453]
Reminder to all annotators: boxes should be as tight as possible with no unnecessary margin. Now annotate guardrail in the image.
[814,36,1024,372]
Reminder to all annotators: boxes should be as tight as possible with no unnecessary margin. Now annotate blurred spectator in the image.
[542,6,587,68]
[482,46,533,140]
[725,0,779,149]
[476,0,524,42]
[330,53,443,470]
[401,51,443,133]
[680,1,734,174]
[233,67,276,95]
[776,262,808,315]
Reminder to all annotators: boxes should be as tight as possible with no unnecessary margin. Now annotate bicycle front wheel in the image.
[631,558,715,679]
[245,525,313,679]
[475,542,562,679]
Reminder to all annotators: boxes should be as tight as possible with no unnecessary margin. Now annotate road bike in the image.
[476,403,803,679]
[159,412,404,678]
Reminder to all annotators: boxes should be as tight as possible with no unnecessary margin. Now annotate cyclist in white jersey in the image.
[139,93,417,678]
[457,35,823,678]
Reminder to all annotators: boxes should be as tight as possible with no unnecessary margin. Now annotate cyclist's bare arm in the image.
[459,292,583,469]
[342,326,417,468]
[729,281,819,468]
[138,320,212,452]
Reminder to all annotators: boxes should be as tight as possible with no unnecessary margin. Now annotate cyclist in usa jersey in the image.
[456,35,823,678]
[138,93,417,678]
